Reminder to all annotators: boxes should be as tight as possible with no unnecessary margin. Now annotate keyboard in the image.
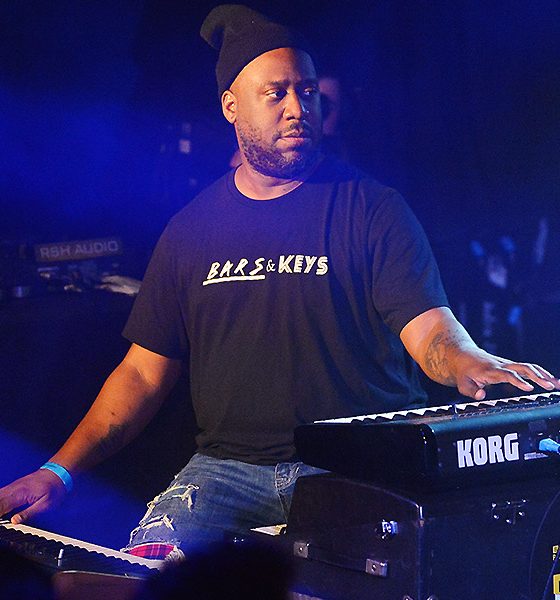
[0,521,164,577]
[294,392,560,488]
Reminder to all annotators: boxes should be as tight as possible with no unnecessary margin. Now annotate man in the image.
[0,5,558,557]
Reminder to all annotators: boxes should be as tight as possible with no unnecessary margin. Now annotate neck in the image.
[234,155,321,200]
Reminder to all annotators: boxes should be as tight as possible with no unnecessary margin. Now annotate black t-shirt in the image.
[123,157,448,464]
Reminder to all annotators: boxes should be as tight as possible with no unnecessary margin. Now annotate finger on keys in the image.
[508,363,557,390]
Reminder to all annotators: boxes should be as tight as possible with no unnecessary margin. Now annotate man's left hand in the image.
[450,347,559,400]
[400,306,560,400]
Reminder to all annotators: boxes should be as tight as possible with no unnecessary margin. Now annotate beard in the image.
[237,121,320,179]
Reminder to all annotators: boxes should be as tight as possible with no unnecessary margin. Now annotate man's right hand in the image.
[0,469,67,525]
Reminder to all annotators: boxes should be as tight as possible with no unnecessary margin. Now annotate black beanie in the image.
[200,4,315,96]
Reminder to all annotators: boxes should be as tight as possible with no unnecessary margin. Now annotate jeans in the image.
[125,453,325,553]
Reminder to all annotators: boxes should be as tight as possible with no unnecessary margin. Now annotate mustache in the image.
[277,123,315,139]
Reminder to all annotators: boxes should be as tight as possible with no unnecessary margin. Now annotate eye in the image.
[302,86,319,97]
[267,89,287,100]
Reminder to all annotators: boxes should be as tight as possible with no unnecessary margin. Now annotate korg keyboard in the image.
[0,521,164,577]
[294,392,560,489]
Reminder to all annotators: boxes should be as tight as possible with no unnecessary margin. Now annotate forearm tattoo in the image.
[424,331,464,385]
[94,423,127,460]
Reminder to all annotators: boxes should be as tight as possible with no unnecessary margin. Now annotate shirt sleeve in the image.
[368,188,449,334]
[122,225,189,359]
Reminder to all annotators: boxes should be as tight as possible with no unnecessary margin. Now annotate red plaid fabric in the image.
[126,542,177,560]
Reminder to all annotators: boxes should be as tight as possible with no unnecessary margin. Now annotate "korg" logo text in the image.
[456,433,519,468]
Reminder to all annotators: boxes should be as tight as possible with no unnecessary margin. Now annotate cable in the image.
[539,439,560,455]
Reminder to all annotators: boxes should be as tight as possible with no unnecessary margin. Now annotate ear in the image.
[221,90,237,124]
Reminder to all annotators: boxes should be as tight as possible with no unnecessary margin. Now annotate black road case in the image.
[285,474,560,600]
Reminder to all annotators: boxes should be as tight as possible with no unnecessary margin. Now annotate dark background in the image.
[1,1,559,548]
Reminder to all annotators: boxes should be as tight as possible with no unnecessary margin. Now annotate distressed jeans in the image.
[125,453,325,554]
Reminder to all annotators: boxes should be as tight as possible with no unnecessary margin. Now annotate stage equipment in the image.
[295,392,560,490]
[0,521,163,577]
[287,392,560,599]
[284,473,560,600]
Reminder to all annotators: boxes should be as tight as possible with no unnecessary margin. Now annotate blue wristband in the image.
[40,462,73,492]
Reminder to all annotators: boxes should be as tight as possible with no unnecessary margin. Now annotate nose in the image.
[284,91,308,119]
